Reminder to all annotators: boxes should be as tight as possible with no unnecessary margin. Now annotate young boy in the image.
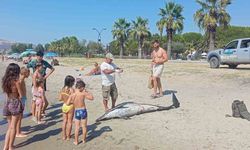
[67,80,94,145]
[16,67,30,137]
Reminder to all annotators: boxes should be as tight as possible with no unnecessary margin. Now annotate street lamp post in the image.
[92,28,106,43]
[92,28,106,54]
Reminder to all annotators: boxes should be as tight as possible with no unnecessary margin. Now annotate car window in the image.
[240,40,250,48]
[225,41,238,49]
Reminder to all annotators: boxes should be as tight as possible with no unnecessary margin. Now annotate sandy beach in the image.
[1,58,250,150]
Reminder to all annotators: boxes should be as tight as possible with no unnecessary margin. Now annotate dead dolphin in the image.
[96,93,180,122]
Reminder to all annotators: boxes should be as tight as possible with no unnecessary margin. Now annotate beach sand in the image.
[1,58,250,150]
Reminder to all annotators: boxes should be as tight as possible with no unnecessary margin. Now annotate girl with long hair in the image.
[2,63,23,150]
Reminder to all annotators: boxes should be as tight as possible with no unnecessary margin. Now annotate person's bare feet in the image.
[62,136,66,140]
[73,141,78,145]
[105,107,109,112]
[82,140,86,144]
[37,121,46,124]
[16,133,27,138]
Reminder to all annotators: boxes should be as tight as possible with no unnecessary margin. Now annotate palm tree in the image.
[156,19,164,39]
[194,0,231,51]
[130,17,151,59]
[157,2,184,59]
[112,18,130,58]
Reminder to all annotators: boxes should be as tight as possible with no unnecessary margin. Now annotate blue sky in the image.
[0,0,249,45]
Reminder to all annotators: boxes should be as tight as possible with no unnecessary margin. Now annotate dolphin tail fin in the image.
[172,93,180,108]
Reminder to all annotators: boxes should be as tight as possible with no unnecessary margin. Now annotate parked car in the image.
[207,38,250,69]
[7,53,20,59]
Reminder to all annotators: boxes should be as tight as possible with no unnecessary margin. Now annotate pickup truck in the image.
[207,38,250,69]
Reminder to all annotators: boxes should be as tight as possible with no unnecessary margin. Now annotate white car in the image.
[207,38,250,69]
[7,53,20,59]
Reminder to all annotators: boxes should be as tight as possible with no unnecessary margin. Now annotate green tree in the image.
[126,38,138,56]
[130,17,151,58]
[109,40,120,55]
[27,44,33,49]
[44,43,50,51]
[194,0,231,51]
[157,2,184,59]
[182,32,203,44]
[11,44,19,53]
[112,18,130,58]
[216,26,250,48]
[87,41,100,53]
[35,44,45,52]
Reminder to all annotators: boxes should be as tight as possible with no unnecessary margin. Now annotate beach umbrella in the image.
[19,50,37,58]
[45,52,58,57]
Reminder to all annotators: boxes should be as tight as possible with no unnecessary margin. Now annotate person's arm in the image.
[66,95,73,105]
[44,61,55,79]
[15,80,22,99]
[102,69,115,74]
[113,64,123,73]
[32,73,38,87]
[161,49,168,63]
[101,63,115,74]
[59,90,63,101]
[151,51,156,65]
[85,69,95,76]
[83,89,94,101]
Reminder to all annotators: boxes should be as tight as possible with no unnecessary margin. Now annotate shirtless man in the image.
[67,80,94,145]
[151,40,168,98]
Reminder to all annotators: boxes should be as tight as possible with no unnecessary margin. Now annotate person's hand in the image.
[115,69,123,73]
[119,69,123,73]
[151,60,156,65]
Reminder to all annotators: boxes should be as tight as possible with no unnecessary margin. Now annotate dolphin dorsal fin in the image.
[172,93,180,108]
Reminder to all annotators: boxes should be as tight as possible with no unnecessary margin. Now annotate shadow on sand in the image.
[163,90,177,96]
[46,103,63,111]
[15,127,62,148]
[86,123,112,142]
[69,122,112,143]
[0,103,62,126]
[1,103,63,146]
[220,66,250,70]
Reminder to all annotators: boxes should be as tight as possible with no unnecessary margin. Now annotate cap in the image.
[106,53,114,60]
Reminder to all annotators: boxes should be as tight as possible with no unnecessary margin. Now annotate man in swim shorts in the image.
[151,40,168,98]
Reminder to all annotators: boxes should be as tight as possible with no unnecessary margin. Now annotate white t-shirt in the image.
[100,62,118,86]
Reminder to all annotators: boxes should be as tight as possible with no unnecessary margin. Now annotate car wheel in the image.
[228,64,238,69]
[209,57,220,68]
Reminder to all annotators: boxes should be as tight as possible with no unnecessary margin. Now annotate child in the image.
[2,63,23,150]
[59,75,75,140]
[16,67,30,138]
[33,78,46,124]
[31,63,43,121]
[67,80,94,145]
